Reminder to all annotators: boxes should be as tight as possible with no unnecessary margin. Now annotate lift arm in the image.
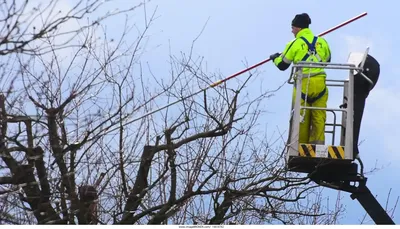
[350,185,395,225]
[310,168,395,225]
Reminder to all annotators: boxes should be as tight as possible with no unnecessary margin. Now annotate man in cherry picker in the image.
[270,13,332,145]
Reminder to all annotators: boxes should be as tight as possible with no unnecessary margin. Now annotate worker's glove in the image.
[270,52,280,61]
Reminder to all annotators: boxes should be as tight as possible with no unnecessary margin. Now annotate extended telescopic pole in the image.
[103,12,368,134]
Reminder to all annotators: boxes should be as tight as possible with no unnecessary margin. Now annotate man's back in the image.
[278,28,331,76]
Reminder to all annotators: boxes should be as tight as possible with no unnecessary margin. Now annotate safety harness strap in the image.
[301,87,326,104]
[298,36,326,105]
[300,36,321,62]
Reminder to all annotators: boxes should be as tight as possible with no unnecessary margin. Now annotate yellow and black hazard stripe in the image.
[327,145,345,159]
[299,144,316,157]
[298,144,345,159]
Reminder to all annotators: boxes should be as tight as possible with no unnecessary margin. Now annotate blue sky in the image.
[39,0,399,224]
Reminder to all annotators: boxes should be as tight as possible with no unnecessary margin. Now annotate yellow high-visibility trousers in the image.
[292,76,328,144]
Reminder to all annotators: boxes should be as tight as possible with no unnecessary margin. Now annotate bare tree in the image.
[0,0,353,225]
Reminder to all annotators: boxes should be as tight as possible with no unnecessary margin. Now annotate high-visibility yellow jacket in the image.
[273,28,331,77]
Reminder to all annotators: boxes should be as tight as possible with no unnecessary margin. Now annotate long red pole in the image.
[101,12,368,134]
[210,12,368,88]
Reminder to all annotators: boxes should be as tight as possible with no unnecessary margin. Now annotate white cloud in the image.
[10,0,84,66]
[333,35,400,162]
[362,84,400,160]
[338,34,393,64]
[343,35,374,54]
[25,0,81,45]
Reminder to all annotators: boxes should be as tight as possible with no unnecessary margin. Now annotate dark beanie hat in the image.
[292,13,311,28]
